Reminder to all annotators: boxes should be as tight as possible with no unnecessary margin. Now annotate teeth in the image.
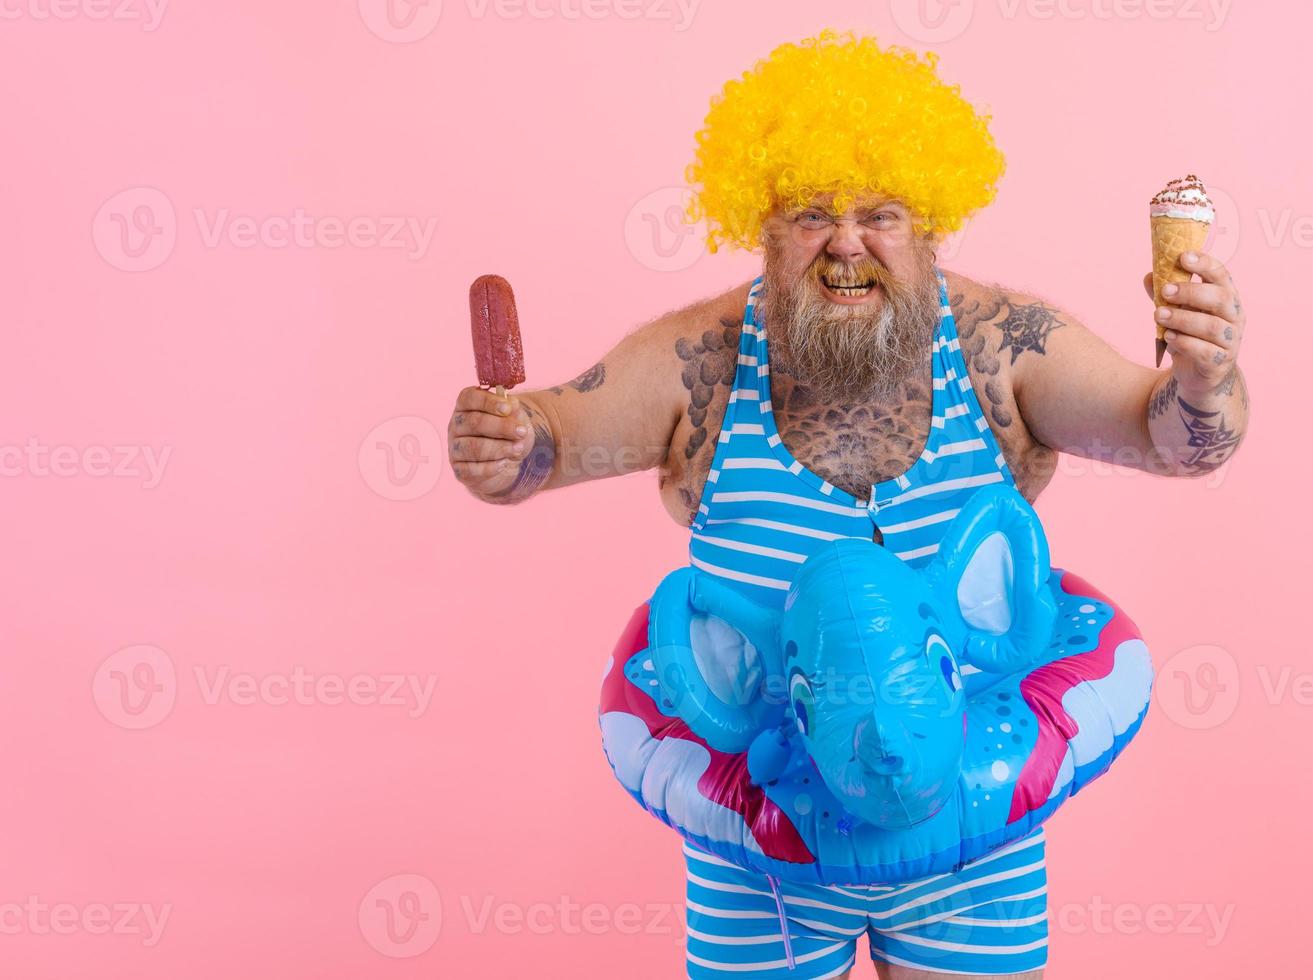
[826,281,874,296]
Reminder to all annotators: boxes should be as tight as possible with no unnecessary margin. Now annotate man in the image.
[447,30,1248,980]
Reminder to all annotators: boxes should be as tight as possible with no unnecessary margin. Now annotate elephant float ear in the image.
[923,485,1059,675]
[647,568,786,754]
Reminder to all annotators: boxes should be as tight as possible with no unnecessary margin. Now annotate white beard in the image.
[759,250,941,403]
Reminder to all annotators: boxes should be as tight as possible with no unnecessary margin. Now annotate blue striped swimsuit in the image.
[683,269,1048,978]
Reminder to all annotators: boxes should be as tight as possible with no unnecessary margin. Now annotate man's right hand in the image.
[447,386,534,499]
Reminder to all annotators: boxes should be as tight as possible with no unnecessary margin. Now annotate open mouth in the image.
[821,277,878,297]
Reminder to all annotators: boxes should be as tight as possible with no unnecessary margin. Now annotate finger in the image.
[450,434,530,463]
[1142,272,1154,300]
[451,408,527,441]
[1160,281,1237,320]
[1155,306,1237,350]
[1178,250,1232,287]
[452,458,515,485]
[454,385,517,416]
[1163,328,1233,373]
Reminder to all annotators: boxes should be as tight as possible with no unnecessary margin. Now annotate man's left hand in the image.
[1144,250,1246,397]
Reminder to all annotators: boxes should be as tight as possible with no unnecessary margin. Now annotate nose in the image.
[825,220,867,264]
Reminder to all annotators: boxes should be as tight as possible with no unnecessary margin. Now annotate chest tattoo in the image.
[771,359,933,501]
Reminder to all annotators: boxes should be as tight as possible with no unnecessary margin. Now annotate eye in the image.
[861,212,893,226]
[796,211,832,229]
[927,634,962,695]
[789,669,814,737]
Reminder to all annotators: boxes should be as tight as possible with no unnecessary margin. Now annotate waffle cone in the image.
[1150,215,1209,341]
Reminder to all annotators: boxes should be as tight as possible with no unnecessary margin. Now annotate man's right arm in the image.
[447,296,723,505]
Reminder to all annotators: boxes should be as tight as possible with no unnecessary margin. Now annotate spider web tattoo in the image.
[995,299,1065,364]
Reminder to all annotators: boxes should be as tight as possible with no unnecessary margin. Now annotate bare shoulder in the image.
[940,269,1064,501]
[942,270,1071,370]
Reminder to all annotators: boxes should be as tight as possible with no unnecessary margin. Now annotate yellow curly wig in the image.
[684,29,1006,253]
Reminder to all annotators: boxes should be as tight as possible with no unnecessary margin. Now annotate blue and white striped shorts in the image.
[684,827,1048,978]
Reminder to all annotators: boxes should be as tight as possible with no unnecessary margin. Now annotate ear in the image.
[922,485,1058,674]
[648,568,785,753]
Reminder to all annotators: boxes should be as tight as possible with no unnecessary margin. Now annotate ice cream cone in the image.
[1148,175,1215,367]
[1151,216,1208,365]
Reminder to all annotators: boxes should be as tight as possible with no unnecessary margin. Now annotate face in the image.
[758,196,941,402]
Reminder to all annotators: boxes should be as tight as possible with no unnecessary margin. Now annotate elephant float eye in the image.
[927,634,962,695]
[789,669,814,737]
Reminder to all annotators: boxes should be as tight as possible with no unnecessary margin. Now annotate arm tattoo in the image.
[995,298,1065,363]
[949,291,1013,430]
[548,361,607,395]
[953,290,1065,365]
[675,317,740,461]
[1148,375,1178,420]
[486,402,556,503]
[1177,397,1243,474]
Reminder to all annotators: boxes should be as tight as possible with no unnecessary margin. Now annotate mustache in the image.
[809,257,910,295]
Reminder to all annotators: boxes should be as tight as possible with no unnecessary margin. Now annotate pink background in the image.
[1,1,1308,977]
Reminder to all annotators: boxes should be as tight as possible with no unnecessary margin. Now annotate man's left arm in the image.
[1009,250,1249,478]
